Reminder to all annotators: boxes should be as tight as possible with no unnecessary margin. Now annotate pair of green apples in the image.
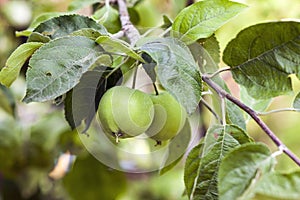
[98,86,186,142]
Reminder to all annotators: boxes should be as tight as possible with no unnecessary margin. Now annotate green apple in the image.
[146,92,187,141]
[98,86,154,140]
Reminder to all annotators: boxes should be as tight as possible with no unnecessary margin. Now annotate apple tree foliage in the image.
[1,0,300,199]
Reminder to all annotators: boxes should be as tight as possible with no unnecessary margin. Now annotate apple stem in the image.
[153,83,159,95]
[115,133,119,143]
[132,67,138,89]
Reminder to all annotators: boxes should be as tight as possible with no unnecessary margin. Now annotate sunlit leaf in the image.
[172,0,247,43]
[223,21,300,99]
[0,42,43,87]
[141,37,202,114]
[96,36,144,62]
[23,36,104,103]
[219,143,276,200]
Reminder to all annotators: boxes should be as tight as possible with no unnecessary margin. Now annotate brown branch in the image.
[202,75,300,167]
[117,0,140,45]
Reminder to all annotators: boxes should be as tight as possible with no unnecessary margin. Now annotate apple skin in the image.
[145,92,187,141]
[98,86,154,139]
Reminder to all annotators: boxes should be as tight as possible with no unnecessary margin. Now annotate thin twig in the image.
[117,0,140,45]
[201,99,223,124]
[258,108,300,116]
[105,57,129,78]
[111,30,125,39]
[158,27,172,37]
[205,66,231,79]
[141,28,156,38]
[202,75,300,167]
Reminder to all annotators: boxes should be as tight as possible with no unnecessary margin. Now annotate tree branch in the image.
[202,75,300,167]
[117,0,140,45]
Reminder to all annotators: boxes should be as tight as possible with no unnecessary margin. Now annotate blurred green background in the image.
[0,0,300,199]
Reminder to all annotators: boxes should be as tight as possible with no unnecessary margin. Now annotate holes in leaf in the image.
[46,72,52,76]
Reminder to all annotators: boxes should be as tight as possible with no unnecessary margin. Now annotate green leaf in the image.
[223,21,300,99]
[191,125,252,199]
[0,42,43,87]
[126,0,143,7]
[63,153,127,200]
[64,66,123,131]
[161,15,173,29]
[16,12,68,37]
[141,52,157,82]
[23,36,104,103]
[172,0,247,43]
[293,92,300,109]
[70,28,104,40]
[68,0,99,11]
[189,35,220,74]
[189,38,246,129]
[226,100,246,130]
[184,142,204,199]
[240,86,272,114]
[201,35,220,65]
[159,119,191,175]
[254,171,300,199]
[96,36,144,62]
[0,84,15,116]
[219,143,276,200]
[141,37,202,114]
[27,32,51,43]
[0,118,21,177]
[189,39,246,129]
[128,7,140,25]
[93,6,121,33]
[33,14,107,39]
